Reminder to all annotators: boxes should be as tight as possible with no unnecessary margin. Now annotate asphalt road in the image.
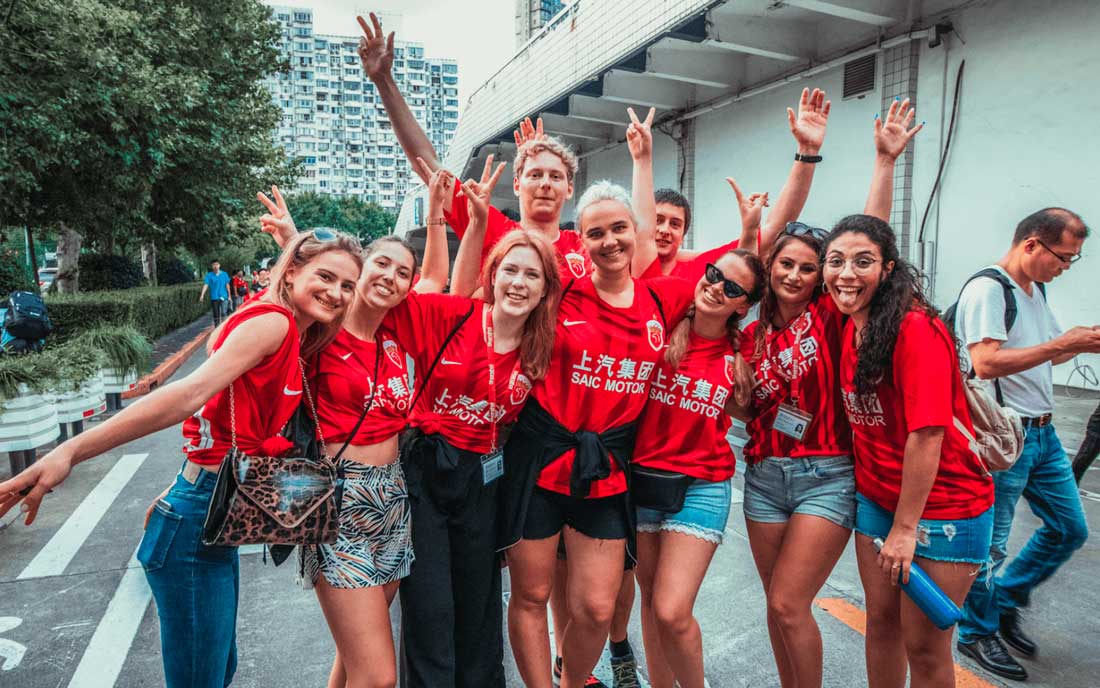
[2,348,1098,687]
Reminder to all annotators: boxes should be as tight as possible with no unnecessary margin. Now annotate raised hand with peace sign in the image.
[626,106,656,162]
[256,185,298,250]
[458,154,507,226]
[357,13,394,81]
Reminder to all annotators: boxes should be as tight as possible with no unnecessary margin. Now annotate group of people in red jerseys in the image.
[0,12,1007,688]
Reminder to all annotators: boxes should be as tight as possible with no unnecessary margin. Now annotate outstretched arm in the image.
[415,158,455,294]
[627,107,658,276]
[450,156,507,297]
[865,98,923,221]
[358,13,451,211]
[0,314,288,525]
[759,87,831,255]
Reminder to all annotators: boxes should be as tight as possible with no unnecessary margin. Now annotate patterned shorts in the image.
[299,458,414,589]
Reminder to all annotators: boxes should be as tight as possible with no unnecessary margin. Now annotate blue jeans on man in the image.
[959,424,1089,642]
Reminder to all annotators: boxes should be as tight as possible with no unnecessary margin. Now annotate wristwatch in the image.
[794,153,823,163]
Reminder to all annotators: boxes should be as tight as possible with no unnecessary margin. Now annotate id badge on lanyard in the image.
[768,318,814,441]
[481,305,516,485]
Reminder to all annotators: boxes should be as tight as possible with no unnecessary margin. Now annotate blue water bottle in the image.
[873,537,962,630]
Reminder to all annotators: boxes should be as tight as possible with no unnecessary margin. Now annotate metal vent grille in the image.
[843,54,877,98]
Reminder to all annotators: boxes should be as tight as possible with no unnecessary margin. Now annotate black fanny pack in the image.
[631,465,694,513]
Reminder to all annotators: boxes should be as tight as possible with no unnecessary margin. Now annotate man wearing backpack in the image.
[953,208,1100,680]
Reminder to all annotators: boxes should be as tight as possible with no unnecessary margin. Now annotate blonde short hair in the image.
[514,136,578,183]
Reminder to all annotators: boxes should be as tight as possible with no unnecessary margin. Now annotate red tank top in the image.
[181,303,302,465]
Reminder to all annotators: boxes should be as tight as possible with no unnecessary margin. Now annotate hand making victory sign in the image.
[356,13,394,82]
[459,154,508,225]
[257,185,298,248]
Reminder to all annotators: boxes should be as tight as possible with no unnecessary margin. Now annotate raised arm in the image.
[864,98,923,221]
[758,87,831,255]
[0,314,287,525]
[358,13,449,208]
[451,156,507,297]
[627,107,658,276]
[414,157,455,294]
[726,178,768,256]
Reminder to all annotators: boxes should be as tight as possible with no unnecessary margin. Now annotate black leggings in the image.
[1072,399,1100,483]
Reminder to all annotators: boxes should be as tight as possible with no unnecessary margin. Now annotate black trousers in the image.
[210,299,225,325]
[1073,399,1100,483]
[399,447,505,688]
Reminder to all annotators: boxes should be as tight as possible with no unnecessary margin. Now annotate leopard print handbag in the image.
[201,360,341,547]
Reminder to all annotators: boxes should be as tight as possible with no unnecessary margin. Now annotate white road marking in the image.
[66,549,149,688]
[0,617,26,671]
[1079,488,1100,504]
[18,453,148,580]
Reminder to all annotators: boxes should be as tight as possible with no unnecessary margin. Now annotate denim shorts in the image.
[636,478,732,544]
[854,493,994,564]
[742,455,856,529]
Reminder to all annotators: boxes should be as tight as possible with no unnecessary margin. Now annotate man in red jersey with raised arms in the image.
[356,13,590,283]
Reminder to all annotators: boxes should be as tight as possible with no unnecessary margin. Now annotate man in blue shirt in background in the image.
[199,260,231,326]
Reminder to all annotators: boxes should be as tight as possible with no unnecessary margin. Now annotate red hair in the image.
[478,230,562,380]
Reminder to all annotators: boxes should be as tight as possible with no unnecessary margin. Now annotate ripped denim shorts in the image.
[636,478,731,545]
[854,493,993,564]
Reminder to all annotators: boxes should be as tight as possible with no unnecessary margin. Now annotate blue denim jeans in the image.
[958,424,1089,643]
[139,465,240,687]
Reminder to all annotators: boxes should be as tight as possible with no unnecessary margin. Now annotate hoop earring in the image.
[822,282,829,294]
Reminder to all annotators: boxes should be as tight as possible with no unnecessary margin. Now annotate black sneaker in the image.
[1000,609,1038,657]
[958,635,1028,681]
[610,653,640,687]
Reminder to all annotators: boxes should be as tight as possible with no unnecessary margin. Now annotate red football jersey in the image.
[840,310,994,519]
[385,291,532,454]
[182,303,302,465]
[633,331,739,482]
[640,239,741,282]
[311,327,411,448]
[534,276,695,497]
[741,294,851,462]
[444,184,591,282]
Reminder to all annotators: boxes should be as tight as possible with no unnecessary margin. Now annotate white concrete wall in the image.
[911,0,1100,387]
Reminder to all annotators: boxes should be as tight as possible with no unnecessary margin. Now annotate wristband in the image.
[794,153,822,163]
[426,218,448,226]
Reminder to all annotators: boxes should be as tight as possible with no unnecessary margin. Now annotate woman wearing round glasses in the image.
[630,251,764,688]
[737,98,923,687]
[822,213,993,688]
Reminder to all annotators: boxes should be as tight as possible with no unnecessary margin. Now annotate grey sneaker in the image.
[610,654,640,688]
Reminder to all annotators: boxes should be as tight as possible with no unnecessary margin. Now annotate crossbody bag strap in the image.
[332,342,382,462]
[409,301,476,411]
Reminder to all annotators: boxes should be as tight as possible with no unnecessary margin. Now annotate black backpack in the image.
[3,291,53,341]
[942,268,1046,404]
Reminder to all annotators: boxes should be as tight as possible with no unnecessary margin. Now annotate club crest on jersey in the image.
[511,373,532,406]
[724,354,737,385]
[564,252,586,278]
[382,338,402,368]
[646,319,665,351]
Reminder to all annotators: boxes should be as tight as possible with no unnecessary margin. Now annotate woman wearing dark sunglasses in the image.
[631,251,764,688]
[736,97,923,687]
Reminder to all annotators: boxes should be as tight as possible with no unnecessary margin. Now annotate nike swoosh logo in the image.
[341,352,353,361]
[283,386,303,396]
[440,358,461,365]
[563,320,586,327]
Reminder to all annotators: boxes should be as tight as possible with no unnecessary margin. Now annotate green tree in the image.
[0,0,297,291]
[285,192,396,242]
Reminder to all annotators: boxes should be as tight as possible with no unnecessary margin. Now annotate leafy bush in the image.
[157,256,196,285]
[74,325,153,377]
[0,248,35,295]
[46,283,207,342]
[79,253,146,291]
[0,339,104,403]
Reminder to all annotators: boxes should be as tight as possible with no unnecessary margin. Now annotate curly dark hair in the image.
[823,215,937,394]
[753,233,825,360]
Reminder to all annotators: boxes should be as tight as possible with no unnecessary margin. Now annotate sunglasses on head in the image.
[704,263,748,299]
[784,222,829,242]
[311,228,339,242]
